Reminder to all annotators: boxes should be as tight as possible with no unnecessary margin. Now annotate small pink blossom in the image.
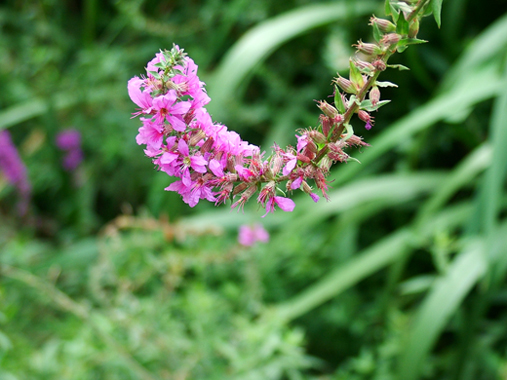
[262,196,295,217]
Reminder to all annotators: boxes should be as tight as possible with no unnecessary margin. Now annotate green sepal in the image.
[375,81,398,88]
[349,60,364,89]
[359,99,391,112]
[372,22,383,43]
[334,86,346,114]
[431,0,443,28]
[343,123,354,141]
[387,63,410,71]
[396,12,409,35]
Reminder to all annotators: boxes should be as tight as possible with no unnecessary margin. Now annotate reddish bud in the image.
[333,75,357,94]
[369,16,396,33]
[372,59,387,71]
[308,130,326,144]
[381,33,401,46]
[353,40,383,56]
[317,100,339,119]
[369,86,381,106]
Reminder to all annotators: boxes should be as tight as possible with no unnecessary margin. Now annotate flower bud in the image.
[369,16,396,33]
[409,18,419,38]
[372,59,386,71]
[189,129,206,146]
[369,86,380,106]
[381,33,401,46]
[353,40,384,56]
[358,110,373,123]
[232,182,250,196]
[200,136,214,153]
[354,59,375,73]
[333,75,356,94]
[308,130,327,144]
[317,100,339,118]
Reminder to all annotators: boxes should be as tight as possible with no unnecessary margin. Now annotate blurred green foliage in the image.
[1,0,507,379]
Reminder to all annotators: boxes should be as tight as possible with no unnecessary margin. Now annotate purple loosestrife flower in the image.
[55,129,83,171]
[0,130,31,216]
[238,224,269,247]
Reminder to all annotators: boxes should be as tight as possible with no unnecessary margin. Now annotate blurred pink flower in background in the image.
[55,129,83,171]
[238,224,269,247]
[0,130,31,216]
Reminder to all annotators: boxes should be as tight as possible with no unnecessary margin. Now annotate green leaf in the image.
[334,86,346,113]
[372,21,383,43]
[396,12,409,35]
[384,0,392,16]
[349,59,364,88]
[431,0,444,28]
[359,99,391,112]
[375,80,398,87]
[398,37,428,46]
[397,241,486,380]
[387,63,410,71]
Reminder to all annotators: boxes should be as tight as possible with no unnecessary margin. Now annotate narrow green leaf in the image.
[396,12,409,35]
[384,0,392,16]
[349,59,364,88]
[431,0,443,28]
[397,241,486,380]
[372,21,383,43]
[334,86,346,113]
[360,99,391,112]
[375,80,398,87]
[387,63,410,71]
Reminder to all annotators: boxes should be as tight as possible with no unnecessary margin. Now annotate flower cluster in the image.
[0,130,31,216]
[130,1,429,215]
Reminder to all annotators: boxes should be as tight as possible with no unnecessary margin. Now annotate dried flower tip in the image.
[369,16,396,33]
[317,100,339,118]
[353,40,383,56]
[369,86,381,106]
[333,75,357,94]
[347,135,370,147]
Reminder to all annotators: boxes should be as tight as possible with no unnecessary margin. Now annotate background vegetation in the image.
[1,0,507,379]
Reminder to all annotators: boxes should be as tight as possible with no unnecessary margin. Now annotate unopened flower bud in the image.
[317,100,339,118]
[306,139,318,154]
[409,18,419,38]
[381,33,401,46]
[369,86,380,106]
[354,59,375,73]
[271,153,284,176]
[353,40,384,56]
[369,16,396,33]
[358,110,373,123]
[372,59,386,71]
[296,154,311,164]
[200,136,214,153]
[320,115,333,137]
[189,129,206,146]
[232,182,250,196]
[308,130,326,144]
[333,75,357,94]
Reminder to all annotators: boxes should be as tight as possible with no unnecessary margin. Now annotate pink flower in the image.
[152,91,191,131]
[238,224,270,246]
[135,118,164,150]
[128,77,153,116]
[262,196,295,217]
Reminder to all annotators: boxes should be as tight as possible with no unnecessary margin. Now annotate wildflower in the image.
[238,224,269,246]
[262,196,296,217]
[0,130,31,215]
